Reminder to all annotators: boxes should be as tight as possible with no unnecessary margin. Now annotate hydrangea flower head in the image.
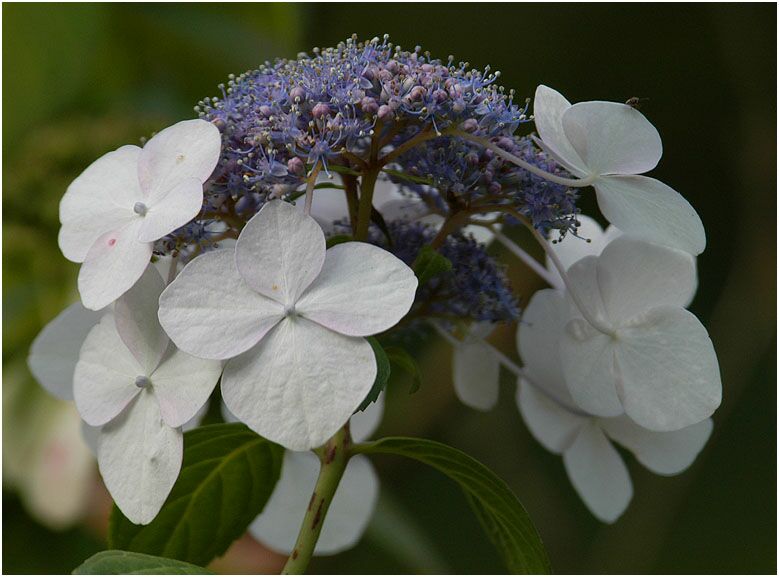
[533,86,705,255]
[158,200,417,450]
[73,265,222,524]
[155,37,583,257]
[517,288,713,522]
[559,237,721,430]
[58,119,221,309]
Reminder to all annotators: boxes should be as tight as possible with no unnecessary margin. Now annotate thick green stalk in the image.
[281,426,352,574]
[354,166,380,241]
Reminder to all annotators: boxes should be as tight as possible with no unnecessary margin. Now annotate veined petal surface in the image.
[236,200,326,304]
[77,220,153,311]
[221,317,376,451]
[296,242,417,337]
[73,313,142,426]
[158,249,284,360]
[97,390,182,525]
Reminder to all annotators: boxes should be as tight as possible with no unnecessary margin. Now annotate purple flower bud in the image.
[289,86,306,102]
[461,118,479,133]
[360,97,379,115]
[378,104,393,120]
[287,157,305,175]
[312,102,331,118]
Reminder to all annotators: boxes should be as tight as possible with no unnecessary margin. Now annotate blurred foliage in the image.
[3,3,776,574]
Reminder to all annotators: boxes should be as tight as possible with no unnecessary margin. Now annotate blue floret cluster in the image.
[368,220,520,323]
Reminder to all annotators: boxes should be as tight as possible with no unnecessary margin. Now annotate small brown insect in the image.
[625,96,649,110]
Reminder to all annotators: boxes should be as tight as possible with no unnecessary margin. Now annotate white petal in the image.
[464,321,497,341]
[249,452,378,555]
[561,101,662,175]
[77,220,153,311]
[158,249,284,360]
[517,289,571,404]
[532,85,588,175]
[597,236,696,325]
[97,390,182,525]
[137,178,205,242]
[517,380,585,454]
[601,416,713,475]
[378,197,430,223]
[150,349,222,428]
[452,340,500,411]
[373,175,408,207]
[564,256,611,330]
[302,187,350,234]
[296,242,417,336]
[614,307,722,431]
[28,302,103,400]
[138,119,221,202]
[222,318,376,451]
[559,318,623,417]
[594,175,706,255]
[73,313,142,426]
[563,421,632,523]
[152,254,178,281]
[58,145,142,262]
[546,215,621,286]
[182,402,209,432]
[113,265,168,374]
[349,393,385,443]
[236,200,325,304]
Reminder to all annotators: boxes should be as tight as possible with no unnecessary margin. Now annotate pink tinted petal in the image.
[77,221,153,310]
[59,145,142,262]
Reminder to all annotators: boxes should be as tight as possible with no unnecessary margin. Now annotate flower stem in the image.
[304,161,323,217]
[281,425,352,575]
[450,129,597,188]
[488,226,561,288]
[355,166,380,241]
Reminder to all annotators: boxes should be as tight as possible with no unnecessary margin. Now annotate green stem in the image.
[355,166,380,241]
[451,129,598,188]
[281,426,353,575]
[352,123,387,241]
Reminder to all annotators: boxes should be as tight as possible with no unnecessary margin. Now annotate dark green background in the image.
[3,3,776,574]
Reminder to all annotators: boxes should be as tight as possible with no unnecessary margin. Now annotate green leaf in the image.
[384,346,423,394]
[73,551,213,574]
[356,437,551,574]
[412,246,453,286]
[326,234,353,248]
[356,337,391,412]
[108,423,283,567]
[370,205,393,247]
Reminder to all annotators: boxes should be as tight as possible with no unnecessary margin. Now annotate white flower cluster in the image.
[26,84,722,552]
[450,217,719,521]
[445,87,721,522]
[29,119,417,528]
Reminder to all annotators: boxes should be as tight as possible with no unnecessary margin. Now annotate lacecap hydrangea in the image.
[155,34,580,259]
